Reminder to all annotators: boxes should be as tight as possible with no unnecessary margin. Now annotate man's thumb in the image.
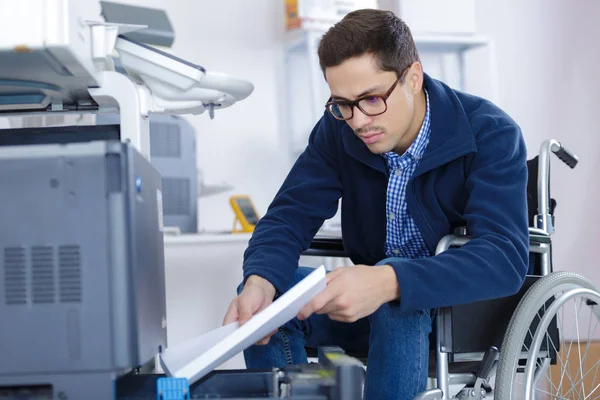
[222,300,240,325]
[238,301,254,326]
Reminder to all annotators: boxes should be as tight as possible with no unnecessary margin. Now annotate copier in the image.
[0,1,365,398]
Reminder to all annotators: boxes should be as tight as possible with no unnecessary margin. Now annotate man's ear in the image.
[406,62,423,95]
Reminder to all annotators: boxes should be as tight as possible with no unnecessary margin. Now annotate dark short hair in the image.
[317,9,420,78]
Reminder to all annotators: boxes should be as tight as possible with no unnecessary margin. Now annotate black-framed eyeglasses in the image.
[325,71,406,121]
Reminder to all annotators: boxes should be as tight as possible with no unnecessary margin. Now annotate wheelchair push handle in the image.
[552,142,578,169]
[537,139,579,235]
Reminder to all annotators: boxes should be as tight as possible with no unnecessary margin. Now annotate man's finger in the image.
[314,278,348,315]
[325,267,346,284]
[297,303,312,320]
[222,301,239,325]
[297,270,347,320]
[238,300,254,326]
[328,312,353,323]
[315,298,343,315]
[298,285,338,320]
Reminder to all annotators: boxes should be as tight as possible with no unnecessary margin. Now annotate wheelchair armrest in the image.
[304,227,549,258]
[302,236,347,258]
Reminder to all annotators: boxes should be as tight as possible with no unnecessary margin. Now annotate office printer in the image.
[0,1,365,399]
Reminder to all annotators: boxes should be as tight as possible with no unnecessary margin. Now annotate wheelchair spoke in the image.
[583,381,600,400]
[555,311,578,393]
[574,301,600,398]
[518,334,565,396]
[544,296,600,399]
[557,354,600,399]
[532,296,599,398]
[562,360,600,399]
[533,384,570,400]
[545,370,561,396]
[494,272,600,400]
[551,350,600,399]
[554,301,586,398]
[540,341,573,397]
[557,302,576,394]
[538,358,562,396]
[578,307,599,380]
[575,297,588,398]
[565,335,580,390]
[548,355,555,396]
[591,359,600,399]
[522,307,567,396]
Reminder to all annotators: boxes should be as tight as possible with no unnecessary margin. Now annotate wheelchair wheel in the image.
[495,271,600,399]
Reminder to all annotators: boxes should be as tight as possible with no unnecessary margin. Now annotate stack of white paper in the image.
[159,265,327,385]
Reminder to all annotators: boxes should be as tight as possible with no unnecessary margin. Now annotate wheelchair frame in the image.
[305,138,592,399]
[422,139,579,400]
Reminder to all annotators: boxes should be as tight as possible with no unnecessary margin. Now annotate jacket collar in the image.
[340,73,477,176]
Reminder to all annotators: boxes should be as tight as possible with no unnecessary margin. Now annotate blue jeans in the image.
[241,265,434,400]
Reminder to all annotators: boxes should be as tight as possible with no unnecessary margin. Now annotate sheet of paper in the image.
[159,265,327,385]
[158,322,239,375]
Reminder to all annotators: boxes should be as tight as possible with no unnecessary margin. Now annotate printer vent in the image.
[31,246,55,304]
[151,123,181,158]
[58,245,82,303]
[162,177,191,215]
[3,247,27,305]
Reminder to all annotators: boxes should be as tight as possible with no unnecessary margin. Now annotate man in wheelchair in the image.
[223,9,598,400]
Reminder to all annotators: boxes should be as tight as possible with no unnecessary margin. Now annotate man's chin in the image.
[366,142,392,155]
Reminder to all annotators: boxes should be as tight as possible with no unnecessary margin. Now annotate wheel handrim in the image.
[519,288,600,399]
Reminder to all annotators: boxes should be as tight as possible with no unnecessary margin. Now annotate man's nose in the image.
[350,107,373,129]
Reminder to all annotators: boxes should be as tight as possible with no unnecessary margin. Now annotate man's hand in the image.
[298,265,399,323]
[223,275,278,345]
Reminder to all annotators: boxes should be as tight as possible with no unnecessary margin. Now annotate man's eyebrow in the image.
[331,85,386,100]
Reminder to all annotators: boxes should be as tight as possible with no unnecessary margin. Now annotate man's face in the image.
[325,54,423,155]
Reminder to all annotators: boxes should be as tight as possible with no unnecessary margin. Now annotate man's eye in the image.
[365,96,380,104]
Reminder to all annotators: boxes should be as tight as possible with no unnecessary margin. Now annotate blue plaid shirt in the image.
[382,90,431,259]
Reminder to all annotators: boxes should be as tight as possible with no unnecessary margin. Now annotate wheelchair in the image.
[303,139,600,399]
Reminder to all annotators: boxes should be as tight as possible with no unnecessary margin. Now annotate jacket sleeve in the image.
[242,114,343,295]
[388,124,530,312]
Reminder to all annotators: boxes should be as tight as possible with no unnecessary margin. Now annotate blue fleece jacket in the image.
[242,74,530,313]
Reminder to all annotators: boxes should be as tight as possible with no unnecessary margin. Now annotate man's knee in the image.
[370,303,433,336]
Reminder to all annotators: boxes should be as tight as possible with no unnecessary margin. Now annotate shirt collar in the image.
[383,89,431,163]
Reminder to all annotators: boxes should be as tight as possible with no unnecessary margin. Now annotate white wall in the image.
[472,0,600,339]
[119,0,293,233]
[473,1,600,282]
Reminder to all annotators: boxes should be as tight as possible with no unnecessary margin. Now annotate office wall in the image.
[118,0,293,233]
[472,0,600,338]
